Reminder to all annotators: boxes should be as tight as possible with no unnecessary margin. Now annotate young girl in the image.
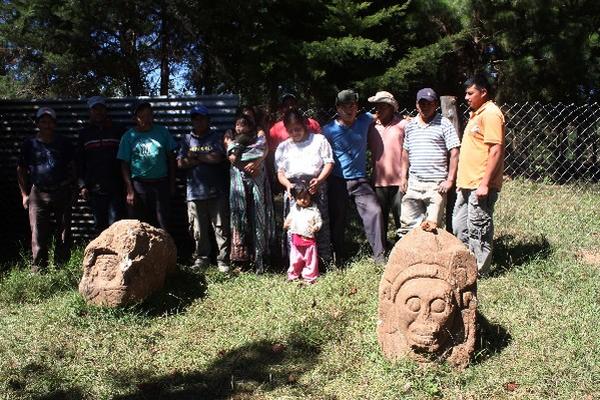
[283,183,322,283]
[275,109,334,266]
[224,115,275,273]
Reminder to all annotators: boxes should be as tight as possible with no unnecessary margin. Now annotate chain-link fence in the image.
[306,101,600,252]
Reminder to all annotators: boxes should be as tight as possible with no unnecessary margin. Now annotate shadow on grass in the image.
[112,323,328,399]
[133,267,208,317]
[6,361,86,400]
[490,234,552,277]
[472,313,512,364]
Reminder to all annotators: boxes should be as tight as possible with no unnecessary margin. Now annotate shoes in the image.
[192,257,209,270]
[217,263,230,273]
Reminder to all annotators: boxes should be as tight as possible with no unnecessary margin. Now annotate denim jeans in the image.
[452,188,498,273]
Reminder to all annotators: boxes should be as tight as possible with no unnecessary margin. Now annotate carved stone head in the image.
[377,228,477,368]
[79,219,177,307]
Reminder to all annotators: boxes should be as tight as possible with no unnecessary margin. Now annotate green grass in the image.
[0,180,599,399]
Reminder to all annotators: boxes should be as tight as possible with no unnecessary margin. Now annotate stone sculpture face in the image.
[395,277,456,352]
[78,219,177,307]
[377,228,478,368]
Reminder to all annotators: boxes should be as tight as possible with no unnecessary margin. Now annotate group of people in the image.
[17,73,505,282]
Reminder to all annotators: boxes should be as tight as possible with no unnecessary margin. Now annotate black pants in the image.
[130,179,171,232]
[29,186,74,269]
[327,176,385,263]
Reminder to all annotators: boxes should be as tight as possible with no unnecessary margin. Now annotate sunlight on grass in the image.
[0,180,599,399]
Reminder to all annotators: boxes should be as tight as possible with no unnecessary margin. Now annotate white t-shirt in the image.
[285,204,322,238]
[275,133,334,178]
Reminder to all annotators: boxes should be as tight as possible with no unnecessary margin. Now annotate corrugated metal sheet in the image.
[0,95,239,259]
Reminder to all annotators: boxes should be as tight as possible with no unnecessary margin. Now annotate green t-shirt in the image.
[117,124,177,179]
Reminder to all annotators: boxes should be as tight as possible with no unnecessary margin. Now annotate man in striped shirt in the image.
[77,96,127,233]
[398,88,460,237]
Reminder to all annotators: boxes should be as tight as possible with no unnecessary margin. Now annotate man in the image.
[322,89,385,264]
[177,105,230,272]
[17,107,76,272]
[367,90,408,243]
[77,96,126,233]
[398,88,460,236]
[453,75,505,274]
[117,101,178,232]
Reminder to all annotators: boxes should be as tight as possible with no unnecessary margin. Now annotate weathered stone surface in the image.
[377,227,477,368]
[79,219,177,307]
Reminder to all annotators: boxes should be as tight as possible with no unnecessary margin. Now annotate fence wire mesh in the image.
[307,101,600,252]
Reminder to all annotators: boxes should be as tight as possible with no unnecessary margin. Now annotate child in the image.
[226,115,264,167]
[283,183,322,283]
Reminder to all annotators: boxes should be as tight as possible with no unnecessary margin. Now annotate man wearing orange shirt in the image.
[453,74,505,275]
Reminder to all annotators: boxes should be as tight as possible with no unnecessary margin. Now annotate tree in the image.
[466,0,600,102]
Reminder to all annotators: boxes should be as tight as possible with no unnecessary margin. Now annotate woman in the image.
[225,115,275,273]
[274,109,334,266]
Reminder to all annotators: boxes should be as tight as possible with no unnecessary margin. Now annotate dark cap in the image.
[416,88,438,102]
[131,100,152,115]
[280,92,296,103]
[336,89,359,105]
[87,96,106,109]
[190,104,209,117]
[36,107,56,120]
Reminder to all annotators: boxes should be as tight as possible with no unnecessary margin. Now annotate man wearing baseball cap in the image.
[77,96,127,233]
[17,106,77,272]
[398,88,460,236]
[322,89,385,264]
[367,90,408,245]
[177,104,230,272]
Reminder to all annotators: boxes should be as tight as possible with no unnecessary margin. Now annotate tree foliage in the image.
[0,0,598,104]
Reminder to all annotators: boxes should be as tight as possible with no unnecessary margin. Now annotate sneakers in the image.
[217,263,230,273]
[192,257,209,270]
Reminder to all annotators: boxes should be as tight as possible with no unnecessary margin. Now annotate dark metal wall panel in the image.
[0,95,239,259]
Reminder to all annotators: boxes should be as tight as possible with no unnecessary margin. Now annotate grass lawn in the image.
[0,180,599,399]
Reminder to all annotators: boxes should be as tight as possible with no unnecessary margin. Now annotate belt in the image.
[133,177,167,183]
[34,180,72,192]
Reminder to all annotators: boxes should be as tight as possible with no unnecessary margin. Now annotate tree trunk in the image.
[159,2,170,96]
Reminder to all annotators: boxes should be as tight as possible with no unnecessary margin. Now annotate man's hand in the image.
[22,195,29,209]
[80,187,89,201]
[308,177,321,195]
[399,177,408,194]
[437,180,453,194]
[475,184,489,200]
[126,189,135,207]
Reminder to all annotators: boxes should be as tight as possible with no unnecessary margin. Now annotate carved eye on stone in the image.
[430,298,447,313]
[406,296,421,312]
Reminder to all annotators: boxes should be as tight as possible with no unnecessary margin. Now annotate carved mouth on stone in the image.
[409,330,440,349]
